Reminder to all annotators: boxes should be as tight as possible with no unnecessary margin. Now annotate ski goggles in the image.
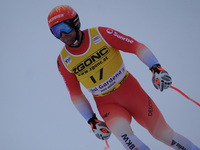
[50,21,73,38]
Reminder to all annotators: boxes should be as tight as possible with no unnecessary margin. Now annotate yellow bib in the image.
[60,27,128,96]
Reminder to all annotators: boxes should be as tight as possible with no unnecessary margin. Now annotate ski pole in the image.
[170,85,200,107]
[104,140,110,150]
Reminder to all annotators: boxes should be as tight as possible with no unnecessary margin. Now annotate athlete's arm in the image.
[57,55,94,122]
[98,26,159,68]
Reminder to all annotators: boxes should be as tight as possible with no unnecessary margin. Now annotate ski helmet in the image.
[48,5,80,31]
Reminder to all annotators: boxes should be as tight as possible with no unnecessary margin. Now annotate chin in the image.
[61,40,72,45]
[65,42,74,46]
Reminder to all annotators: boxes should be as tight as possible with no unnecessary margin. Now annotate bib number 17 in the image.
[90,68,103,84]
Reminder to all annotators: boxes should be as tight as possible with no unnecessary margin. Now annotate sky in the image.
[0,0,200,150]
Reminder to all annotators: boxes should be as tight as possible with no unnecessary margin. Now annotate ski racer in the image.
[47,5,200,150]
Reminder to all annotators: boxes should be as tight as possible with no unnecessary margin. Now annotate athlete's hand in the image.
[150,64,172,92]
[88,114,111,140]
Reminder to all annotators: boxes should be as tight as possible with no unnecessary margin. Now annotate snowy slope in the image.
[0,0,200,150]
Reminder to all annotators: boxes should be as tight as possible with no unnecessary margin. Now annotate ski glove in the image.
[150,64,172,92]
[88,114,111,140]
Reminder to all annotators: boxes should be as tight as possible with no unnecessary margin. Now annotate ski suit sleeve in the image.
[98,27,159,68]
[57,55,94,122]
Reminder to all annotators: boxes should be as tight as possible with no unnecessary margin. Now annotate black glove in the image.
[150,64,172,91]
[88,114,111,140]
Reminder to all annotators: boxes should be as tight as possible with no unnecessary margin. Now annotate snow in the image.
[0,0,200,149]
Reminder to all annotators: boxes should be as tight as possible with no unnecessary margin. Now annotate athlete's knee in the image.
[106,117,133,138]
[151,127,174,146]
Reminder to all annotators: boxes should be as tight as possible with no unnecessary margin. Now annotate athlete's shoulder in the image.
[96,26,121,39]
[57,46,65,56]
[57,46,65,68]
[95,26,122,45]
[86,26,109,32]
[97,26,112,34]
[97,26,112,30]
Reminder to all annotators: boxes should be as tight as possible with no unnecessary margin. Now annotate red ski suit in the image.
[57,27,173,147]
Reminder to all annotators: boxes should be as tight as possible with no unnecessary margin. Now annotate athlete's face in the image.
[59,29,76,45]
